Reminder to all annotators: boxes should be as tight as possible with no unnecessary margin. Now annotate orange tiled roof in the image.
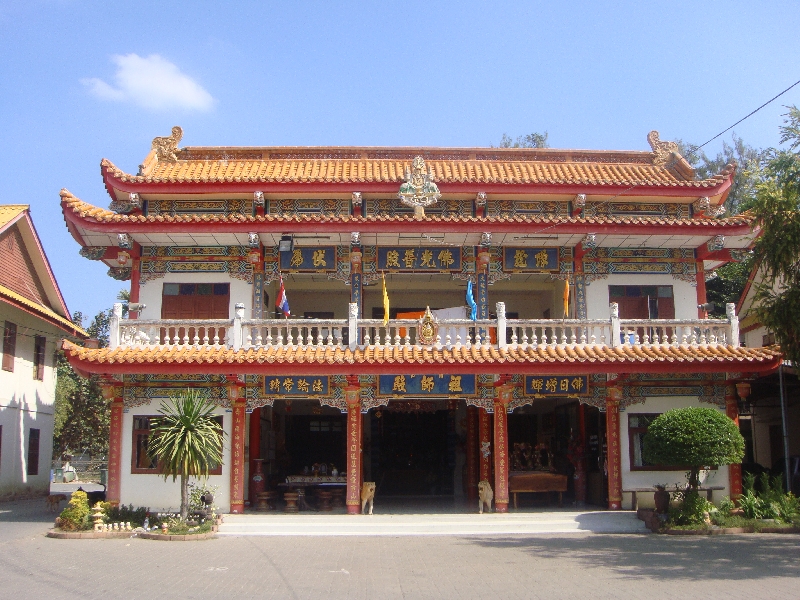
[0,284,87,336]
[102,148,733,189]
[0,205,28,229]
[61,340,781,375]
[61,189,753,230]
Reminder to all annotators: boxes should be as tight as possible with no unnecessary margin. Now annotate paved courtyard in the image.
[1,495,799,599]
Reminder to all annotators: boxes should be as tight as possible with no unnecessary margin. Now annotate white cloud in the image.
[82,54,214,111]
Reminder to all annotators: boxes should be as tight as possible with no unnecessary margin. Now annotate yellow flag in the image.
[382,272,390,326]
[563,278,570,318]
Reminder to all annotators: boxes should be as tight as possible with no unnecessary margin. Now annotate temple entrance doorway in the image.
[368,406,455,499]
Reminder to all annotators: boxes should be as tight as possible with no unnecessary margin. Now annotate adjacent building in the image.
[60,128,781,513]
[0,205,86,499]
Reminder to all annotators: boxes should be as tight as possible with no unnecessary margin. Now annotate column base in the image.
[230,502,245,514]
[495,502,509,513]
[608,499,622,510]
[346,504,361,515]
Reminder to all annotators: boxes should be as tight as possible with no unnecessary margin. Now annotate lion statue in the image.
[478,480,493,514]
[361,482,376,515]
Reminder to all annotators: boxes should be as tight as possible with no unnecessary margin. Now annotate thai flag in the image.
[276,276,290,317]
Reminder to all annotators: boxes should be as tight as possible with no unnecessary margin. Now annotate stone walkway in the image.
[2,495,799,598]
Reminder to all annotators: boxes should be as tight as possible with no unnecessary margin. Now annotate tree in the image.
[677,134,765,215]
[642,407,744,494]
[53,309,111,459]
[497,132,549,148]
[148,390,225,521]
[751,105,800,367]
[676,135,765,317]
[53,289,131,459]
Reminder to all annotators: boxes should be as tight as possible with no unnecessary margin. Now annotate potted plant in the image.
[653,484,671,514]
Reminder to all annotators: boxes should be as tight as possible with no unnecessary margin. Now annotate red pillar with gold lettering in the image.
[466,406,478,502]
[104,384,123,507]
[478,408,492,484]
[249,407,262,505]
[345,381,363,515]
[725,384,743,500]
[229,382,247,514]
[605,387,623,510]
[493,384,513,512]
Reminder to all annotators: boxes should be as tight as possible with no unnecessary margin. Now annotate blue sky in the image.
[1,0,799,321]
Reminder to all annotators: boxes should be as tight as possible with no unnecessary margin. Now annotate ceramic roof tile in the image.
[0,205,28,229]
[60,189,753,230]
[62,340,781,373]
[101,145,735,189]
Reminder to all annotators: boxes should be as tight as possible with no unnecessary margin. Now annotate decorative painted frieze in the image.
[583,247,696,283]
[139,246,253,284]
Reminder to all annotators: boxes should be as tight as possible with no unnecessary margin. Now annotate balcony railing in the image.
[109,301,741,352]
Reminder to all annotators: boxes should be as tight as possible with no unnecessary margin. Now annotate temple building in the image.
[60,127,782,514]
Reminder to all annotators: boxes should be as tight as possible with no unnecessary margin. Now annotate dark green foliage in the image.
[668,490,712,526]
[498,132,549,148]
[677,134,765,215]
[58,490,91,531]
[148,390,225,520]
[642,407,744,493]
[706,259,753,318]
[751,106,800,367]
[53,310,111,459]
[104,503,150,527]
[739,472,800,522]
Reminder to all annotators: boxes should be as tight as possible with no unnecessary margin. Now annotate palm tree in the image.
[148,389,225,521]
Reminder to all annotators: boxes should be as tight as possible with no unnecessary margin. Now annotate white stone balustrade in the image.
[108,302,740,352]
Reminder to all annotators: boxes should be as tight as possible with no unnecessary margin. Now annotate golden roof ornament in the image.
[417,306,438,345]
[647,130,679,167]
[398,156,441,218]
[152,126,183,162]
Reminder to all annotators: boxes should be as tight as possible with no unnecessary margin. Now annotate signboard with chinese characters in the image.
[524,375,589,396]
[377,247,462,272]
[279,247,335,271]
[264,376,330,396]
[379,374,476,396]
[503,247,559,271]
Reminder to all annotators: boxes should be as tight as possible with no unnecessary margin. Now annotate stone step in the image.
[218,511,648,536]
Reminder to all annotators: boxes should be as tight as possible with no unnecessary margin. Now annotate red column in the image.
[106,391,123,507]
[229,391,247,514]
[466,406,478,502]
[478,408,492,483]
[606,387,623,510]
[725,384,743,500]
[345,383,363,515]
[249,407,262,505]
[129,242,141,319]
[493,385,513,513]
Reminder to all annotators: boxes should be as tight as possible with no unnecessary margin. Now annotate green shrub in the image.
[668,491,712,526]
[58,490,91,531]
[643,407,744,493]
[104,503,150,527]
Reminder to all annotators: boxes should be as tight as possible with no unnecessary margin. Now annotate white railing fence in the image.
[108,301,740,352]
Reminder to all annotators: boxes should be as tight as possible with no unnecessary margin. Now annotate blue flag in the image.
[466,279,477,321]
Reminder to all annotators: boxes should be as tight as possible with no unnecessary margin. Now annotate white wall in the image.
[137,273,253,320]
[584,274,698,320]
[619,395,731,509]
[0,305,59,498]
[119,401,232,513]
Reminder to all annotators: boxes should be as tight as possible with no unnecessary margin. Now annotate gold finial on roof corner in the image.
[647,130,679,167]
[151,126,183,162]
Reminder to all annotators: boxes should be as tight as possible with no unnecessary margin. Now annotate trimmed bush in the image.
[643,407,744,492]
[58,490,90,531]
